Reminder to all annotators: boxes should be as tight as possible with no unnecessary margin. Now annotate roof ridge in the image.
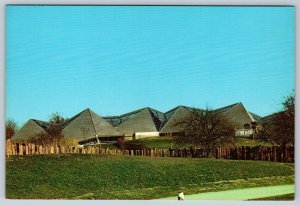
[161,106,182,130]
[62,109,87,128]
[87,109,97,135]
[119,107,146,117]
[245,110,256,122]
[213,102,240,113]
[165,106,181,114]
[31,119,49,131]
[147,108,161,131]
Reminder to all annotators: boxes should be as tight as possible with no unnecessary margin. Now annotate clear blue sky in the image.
[6,6,294,125]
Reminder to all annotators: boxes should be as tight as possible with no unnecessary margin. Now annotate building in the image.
[213,103,260,137]
[11,108,123,144]
[159,106,202,136]
[12,102,261,143]
[11,119,49,141]
[104,107,166,140]
[61,108,123,144]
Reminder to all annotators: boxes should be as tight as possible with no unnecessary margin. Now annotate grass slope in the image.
[6,155,294,199]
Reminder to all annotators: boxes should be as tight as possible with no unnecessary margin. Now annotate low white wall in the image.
[134,132,160,139]
[235,129,253,137]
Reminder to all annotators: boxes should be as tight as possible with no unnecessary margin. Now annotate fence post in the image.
[19,144,23,156]
[283,146,287,162]
[55,146,59,154]
[32,144,35,155]
[11,143,14,156]
[6,140,11,157]
[25,145,29,155]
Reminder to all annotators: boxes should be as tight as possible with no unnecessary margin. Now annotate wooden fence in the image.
[6,140,294,163]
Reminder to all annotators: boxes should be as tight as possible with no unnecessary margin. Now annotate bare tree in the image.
[259,91,295,147]
[29,112,65,145]
[47,112,65,140]
[6,119,18,140]
[174,108,235,154]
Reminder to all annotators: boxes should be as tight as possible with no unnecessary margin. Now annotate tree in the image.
[174,108,236,154]
[47,112,65,140]
[260,92,295,147]
[29,112,65,145]
[6,119,18,140]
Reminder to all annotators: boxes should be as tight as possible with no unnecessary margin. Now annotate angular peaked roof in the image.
[104,107,145,127]
[160,106,196,133]
[213,103,240,114]
[215,103,256,128]
[148,107,167,130]
[62,108,123,141]
[115,107,165,135]
[12,119,46,141]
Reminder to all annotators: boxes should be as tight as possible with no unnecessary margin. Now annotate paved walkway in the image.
[158,184,294,200]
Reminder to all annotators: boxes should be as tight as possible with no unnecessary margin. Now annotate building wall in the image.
[134,132,160,139]
[235,129,254,137]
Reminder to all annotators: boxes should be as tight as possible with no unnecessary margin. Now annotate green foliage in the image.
[6,155,294,199]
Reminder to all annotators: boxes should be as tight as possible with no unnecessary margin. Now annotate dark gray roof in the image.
[103,108,145,127]
[148,107,167,130]
[164,106,181,121]
[32,119,50,130]
[62,108,123,141]
[62,109,85,128]
[215,103,256,128]
[160,106,195,133]
[103,116,122,127]
[115,107,165,135]
[161,103,259,133]
[12,119,46,141]
[104,107,166,130]
[213,103,240,114]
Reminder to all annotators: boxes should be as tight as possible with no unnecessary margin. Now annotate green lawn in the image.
[127,136,189,149]
[127,136,272,149]
[234,137,273,147]
[6,154,294,199]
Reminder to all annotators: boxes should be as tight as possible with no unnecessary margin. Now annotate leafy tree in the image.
[174,108,235,155]
[29,112,65,145]
[260,91,295,147]
[6,119,18,140]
